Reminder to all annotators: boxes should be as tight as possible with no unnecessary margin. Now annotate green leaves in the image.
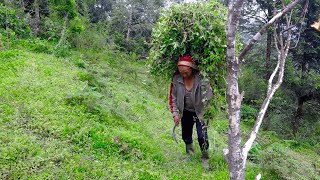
[51,0,78,19]
[0,4,31,37]
[149,1,227,83]
[148,1,229,116]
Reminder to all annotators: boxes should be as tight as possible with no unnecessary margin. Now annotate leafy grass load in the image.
[149,0,227,83]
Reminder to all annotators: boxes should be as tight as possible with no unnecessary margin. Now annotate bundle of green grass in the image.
[149,1,228,116]
[149,0,227,84]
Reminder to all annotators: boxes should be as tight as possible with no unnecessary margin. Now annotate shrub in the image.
[69,23,108,50]
[54,42,71,57]
[69,17,85,34]
[40,16,61,41]
[29,38,53,53]
[0,4,31,38]
[241,104,258,122]
[239,67,267,105]
[259,143,319,179]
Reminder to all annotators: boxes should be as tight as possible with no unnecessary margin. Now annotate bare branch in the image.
[238,0,304,63]
[55,13,69,50]
[242,13,293,167]
[242,14,268,24]
[255,173,262,180]
[274,27,280,52]
[262,9,268,19]
[291,0,309,48]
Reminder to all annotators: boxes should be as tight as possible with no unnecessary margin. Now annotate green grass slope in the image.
[0,48,319,179]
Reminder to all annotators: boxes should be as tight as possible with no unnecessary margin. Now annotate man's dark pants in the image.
[181,110,209,151]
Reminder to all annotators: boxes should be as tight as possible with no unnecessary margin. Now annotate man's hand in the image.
[173,115,180,125]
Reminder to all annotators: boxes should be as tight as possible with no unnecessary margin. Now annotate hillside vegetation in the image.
[1,0,320,179]
[0,41,319,179]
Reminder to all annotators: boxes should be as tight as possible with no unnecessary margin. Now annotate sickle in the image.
[172,124,179,144]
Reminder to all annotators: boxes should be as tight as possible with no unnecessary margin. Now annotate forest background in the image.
[0,0,319,179]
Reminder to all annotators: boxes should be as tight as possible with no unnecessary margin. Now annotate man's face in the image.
[178,65,192,78]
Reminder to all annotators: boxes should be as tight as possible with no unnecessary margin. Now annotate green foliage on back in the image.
[149,1,227,81]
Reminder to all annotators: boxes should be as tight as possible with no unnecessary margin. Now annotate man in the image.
[169,55,213,169]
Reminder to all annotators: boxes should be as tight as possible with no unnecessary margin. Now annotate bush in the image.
[0,4,31,38]
[29,38,53,53]
[40,17,61,41]
[69,23,108,50]
[69,17,85,34]
[239,67,267,105]
[54,42,71,57]
[259,143,319,179]
[241,104,258,122]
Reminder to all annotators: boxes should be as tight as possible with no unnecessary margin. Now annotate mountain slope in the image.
[0,48,319,179]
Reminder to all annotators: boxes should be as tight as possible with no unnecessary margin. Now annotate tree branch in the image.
[242,17,293,169]
[238,0,304,63]
[291,0,309,48]
[55,13,69,50]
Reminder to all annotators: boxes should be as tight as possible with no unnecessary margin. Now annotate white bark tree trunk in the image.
[55,13,69,50]
[126,5,133,46]
[224,0,305,179]
[224,1,245,179]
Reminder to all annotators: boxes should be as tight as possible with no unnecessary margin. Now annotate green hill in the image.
[0,47,319,179]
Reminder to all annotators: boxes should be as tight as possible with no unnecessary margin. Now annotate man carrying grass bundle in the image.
[149,0,228,170]
[169,55,213,169]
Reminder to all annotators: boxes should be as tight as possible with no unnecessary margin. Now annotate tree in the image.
[51,0,78,49]
[88,0,114,23]
[32,0,40,36]
[255,0,274,81]
[224,0,306,179]
[288,0,320,137]
[11,0,50,36]
[237,0,276,130]
[85,0,164,53]
[108,0,164,52]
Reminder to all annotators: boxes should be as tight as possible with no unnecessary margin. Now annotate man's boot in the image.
[186,143,194,155]
[201,151,209,169]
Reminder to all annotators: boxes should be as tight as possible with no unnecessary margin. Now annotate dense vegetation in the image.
[0,0,319,179]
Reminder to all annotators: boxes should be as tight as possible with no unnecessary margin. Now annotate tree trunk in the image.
[224,1,245,179]
[293,97,303,136]
[292,90,315,136]
[292,53,307,136]
[126,6,133,47]
[264,32,272,78]
[55,13,69,50]
[264,1,273,81]
[33,0,40,36]
[262,1,274,131]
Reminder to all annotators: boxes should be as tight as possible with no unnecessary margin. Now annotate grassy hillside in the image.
[0,46,319,179]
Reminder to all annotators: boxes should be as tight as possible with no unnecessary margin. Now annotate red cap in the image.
[178,55,198,70]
